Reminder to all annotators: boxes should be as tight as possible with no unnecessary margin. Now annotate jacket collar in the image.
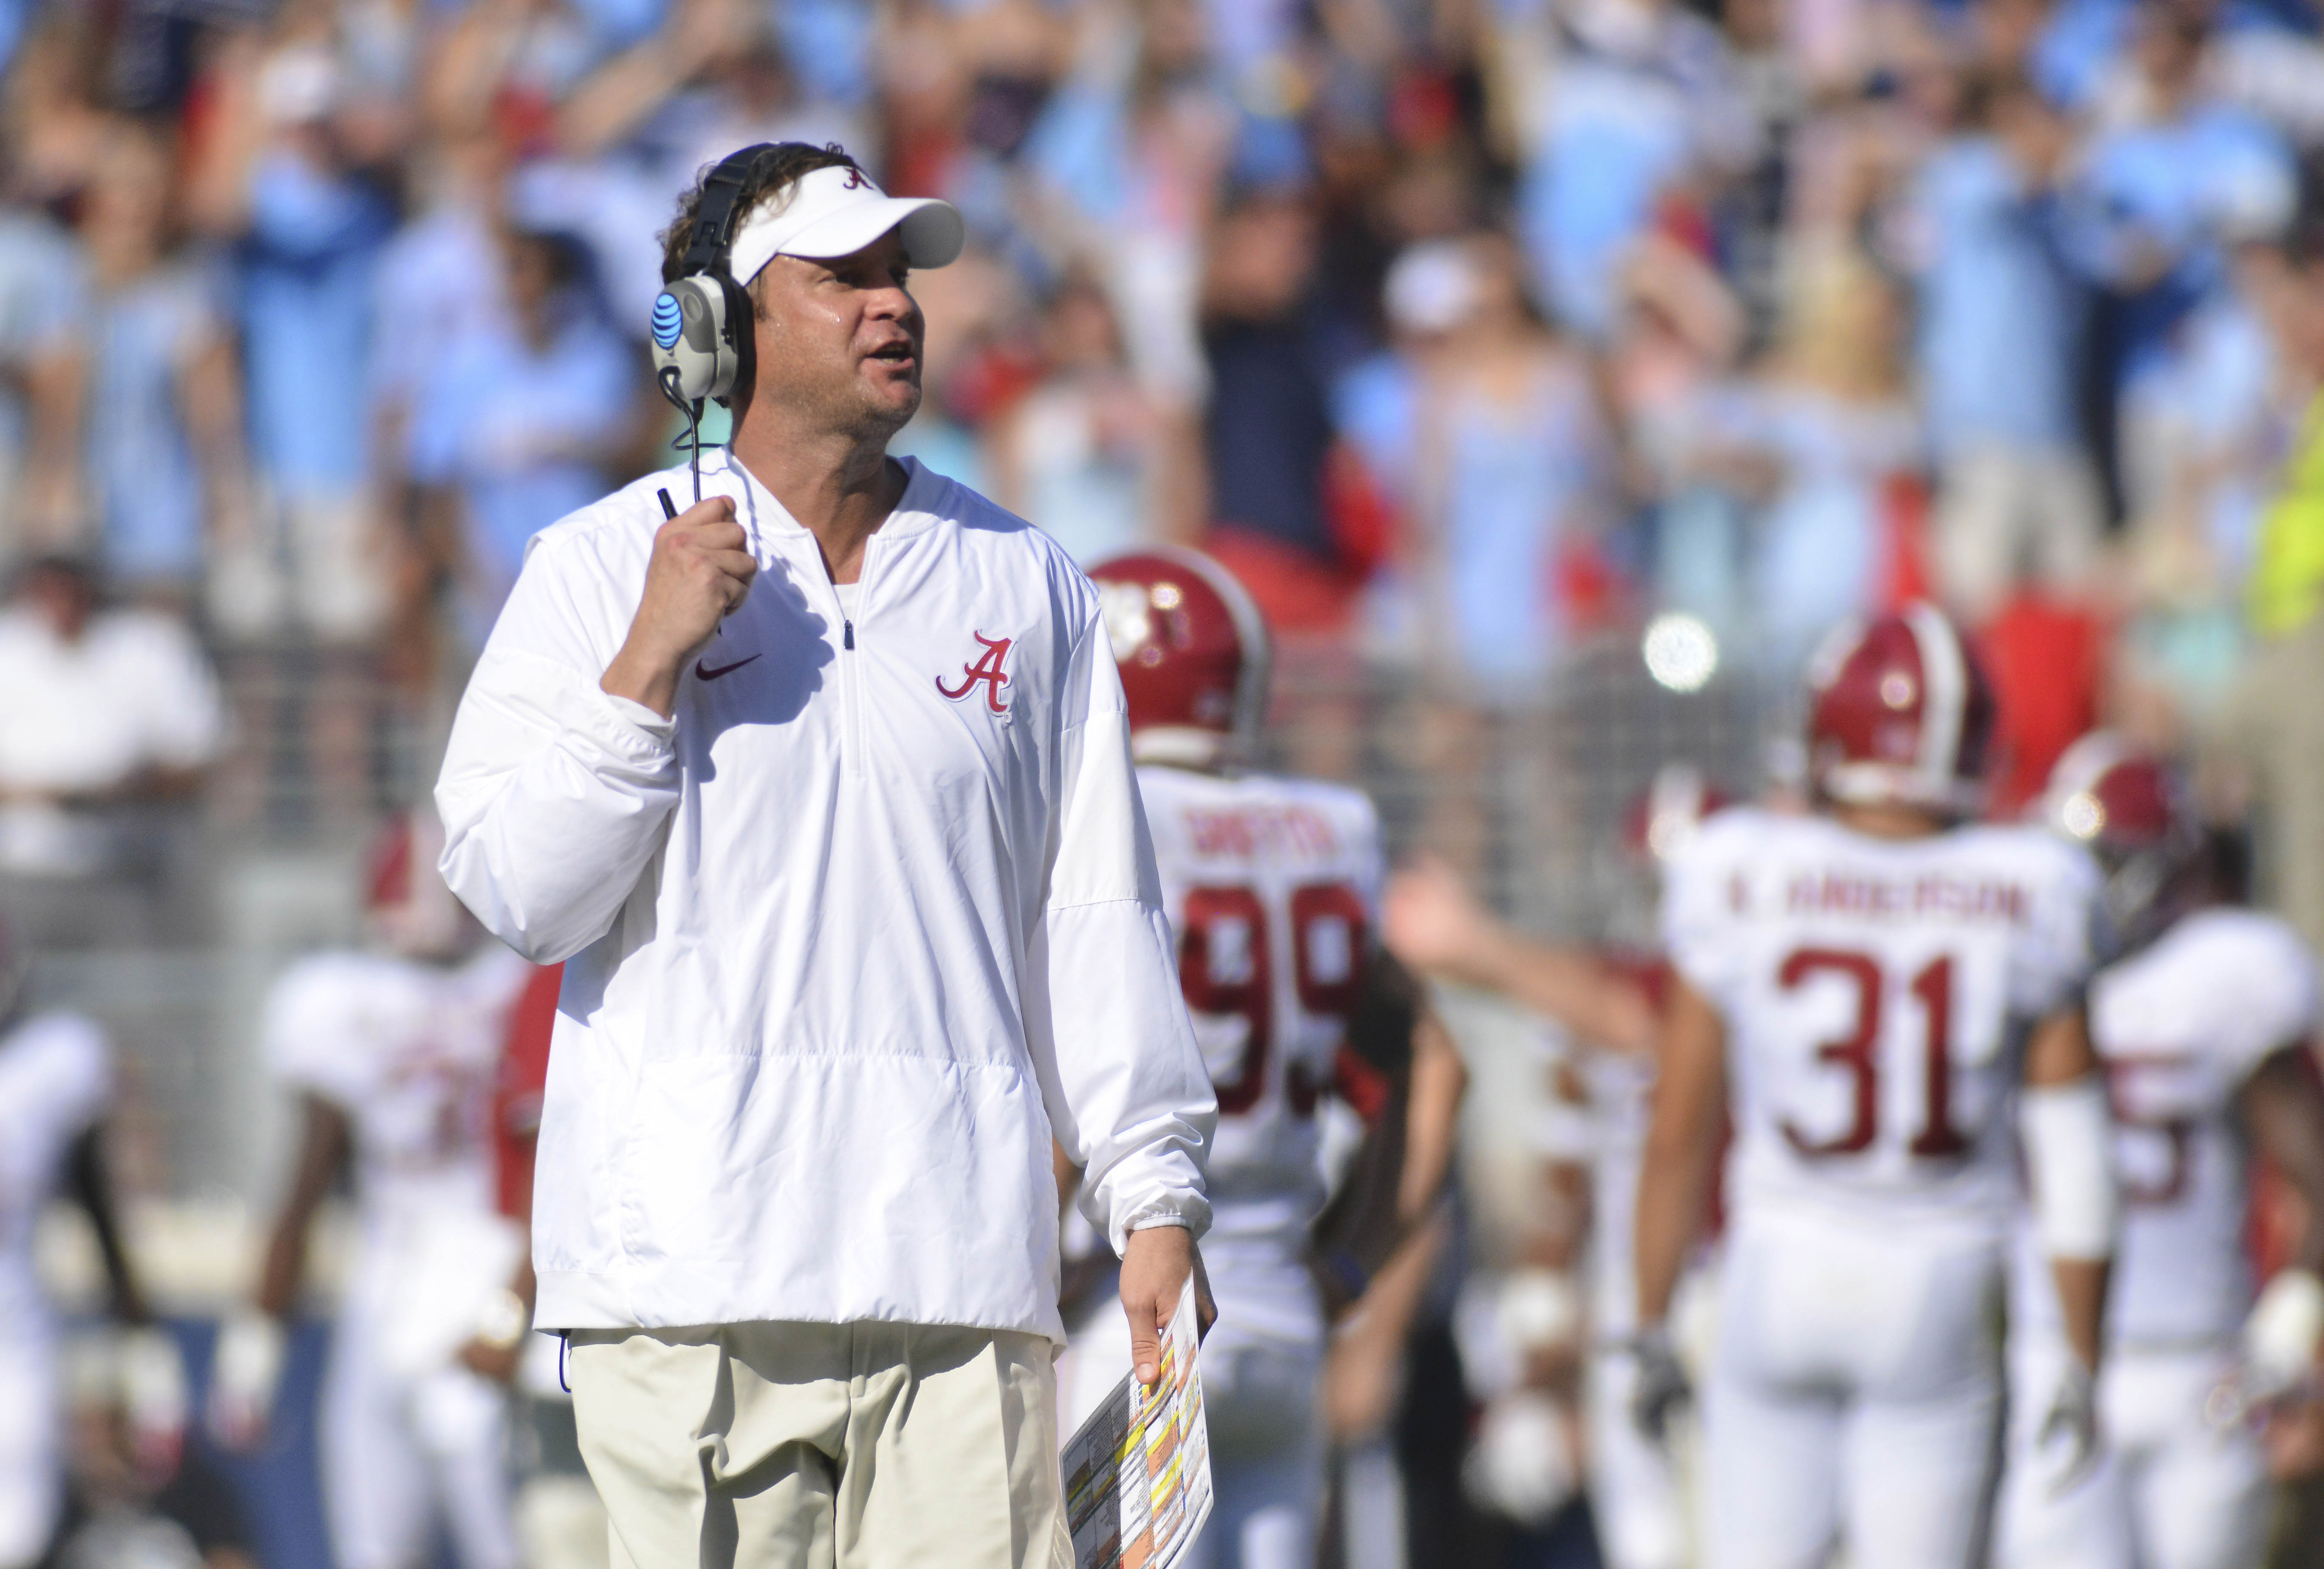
[714,447,945,554]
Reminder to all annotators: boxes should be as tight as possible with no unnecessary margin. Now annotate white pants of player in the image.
[1589,1347,1689,1569]
[321,1322,520,1569]
[0,1332,59,1569]
[1062,1302,1323,1569]
[1996,1336,2268,1569]
[1702,1211,2005,1569]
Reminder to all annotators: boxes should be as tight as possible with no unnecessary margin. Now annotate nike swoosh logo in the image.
[694,654,761,682]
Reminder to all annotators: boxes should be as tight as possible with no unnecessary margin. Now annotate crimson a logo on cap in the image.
[938,633,1013,713]
[843,168,869,190]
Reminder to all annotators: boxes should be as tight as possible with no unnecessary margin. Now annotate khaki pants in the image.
[1933,443,2106,624]
[566,1321,1070,1569]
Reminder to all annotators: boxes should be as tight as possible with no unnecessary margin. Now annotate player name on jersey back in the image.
[1664,809,2101,1232]
[1777,867,2032,922]
[1178,802,1347,861]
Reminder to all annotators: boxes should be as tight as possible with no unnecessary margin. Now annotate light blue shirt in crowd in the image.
[369,203,504,419]
[407,300,634,639]
[1335,348,1604,692]
[2079,104,2294,379]
[2035,0,2320,107]
[88,265,224,587]
[1911,136,2090,456]
[0,210,87,502]
[1716,385,1923,676]
[2082,105,2292,268]
[1512,16,1752,342]
[238,150,395,495]
[1516,58,1696,341]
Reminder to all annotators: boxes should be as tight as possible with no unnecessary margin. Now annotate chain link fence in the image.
[22,625,1774,1230]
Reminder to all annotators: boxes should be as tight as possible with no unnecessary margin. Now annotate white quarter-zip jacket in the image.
[436,450,1215,1340]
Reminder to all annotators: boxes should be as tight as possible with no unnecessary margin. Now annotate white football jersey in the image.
[1663,809,2100,1234]
[0,1012,110,1329]
[1138,765,1386,1257]
[263,948,530,1238]
[2016,908,2318,1347]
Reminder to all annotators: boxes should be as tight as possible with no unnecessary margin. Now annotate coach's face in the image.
[751,229,925,438]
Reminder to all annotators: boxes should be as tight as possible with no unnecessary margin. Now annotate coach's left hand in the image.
[1121,1224,1215,1388]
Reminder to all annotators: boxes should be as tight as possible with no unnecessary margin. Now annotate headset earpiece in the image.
[650,275,736,403]
[717,271,754,407]
[648,142,778,407]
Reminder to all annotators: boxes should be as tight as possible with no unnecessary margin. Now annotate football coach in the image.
[433,141,1217,1568]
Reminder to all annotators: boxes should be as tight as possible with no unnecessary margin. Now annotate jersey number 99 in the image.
[1180,882,1369,1117]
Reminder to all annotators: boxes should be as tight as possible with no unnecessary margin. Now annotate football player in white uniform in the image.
[208,812,532,1569]
[1059,548,1467,1569]
[1997,734,2324,1569]
[1380,769,1719,1569]
[0,919,179,1569]
[1633,606,2118,1569]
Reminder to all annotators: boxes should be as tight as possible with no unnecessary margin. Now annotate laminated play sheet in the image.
[1060,1278,1212,1569]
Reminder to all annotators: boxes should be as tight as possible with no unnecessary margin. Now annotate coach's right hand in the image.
[602,496,757,717]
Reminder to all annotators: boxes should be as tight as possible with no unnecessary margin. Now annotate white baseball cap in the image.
[727,164,965,285]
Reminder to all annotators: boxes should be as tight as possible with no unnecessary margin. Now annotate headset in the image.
[650,142,779,502]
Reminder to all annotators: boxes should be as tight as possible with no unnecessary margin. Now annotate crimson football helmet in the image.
[1804,603,1997,817]
[2040,731,2203,950]
[1089,548,1273,767]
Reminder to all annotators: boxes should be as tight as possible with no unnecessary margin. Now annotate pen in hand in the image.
[661,487,736,636]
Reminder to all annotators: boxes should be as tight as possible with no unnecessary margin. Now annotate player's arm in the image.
[2017,1002,2117,1491]
[2241,1047,2324,1276]
[67,1122,151,1325]
[1626,974,1724,1440]
[254,1093,351,1318]
[1396,1006,1469,1228]
[2236,1045,2324,1385]
[21,335,85,539]
[1634,974,1725,1334]
[2020,1005,2116,1374]
[209,1092,350,1448]
[1312,954,1465,1316]
[1384,857,1656,1053]
[65,1116,194,1464]
[1324,1211,1449,1444]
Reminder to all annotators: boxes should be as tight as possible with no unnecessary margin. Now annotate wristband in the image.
[2022,1075,2118,1261]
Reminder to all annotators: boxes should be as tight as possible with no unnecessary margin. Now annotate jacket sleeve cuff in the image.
[1109,1187,1212,1255]
[558,677,677,767]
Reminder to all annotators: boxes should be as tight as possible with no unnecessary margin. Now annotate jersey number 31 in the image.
[1779,948,1969,1160]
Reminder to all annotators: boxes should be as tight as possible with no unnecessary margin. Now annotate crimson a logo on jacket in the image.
[937,633,1012,713]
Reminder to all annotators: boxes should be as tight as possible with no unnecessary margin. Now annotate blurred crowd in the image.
[8,0,2324,1563]
[3,0,2324,922]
